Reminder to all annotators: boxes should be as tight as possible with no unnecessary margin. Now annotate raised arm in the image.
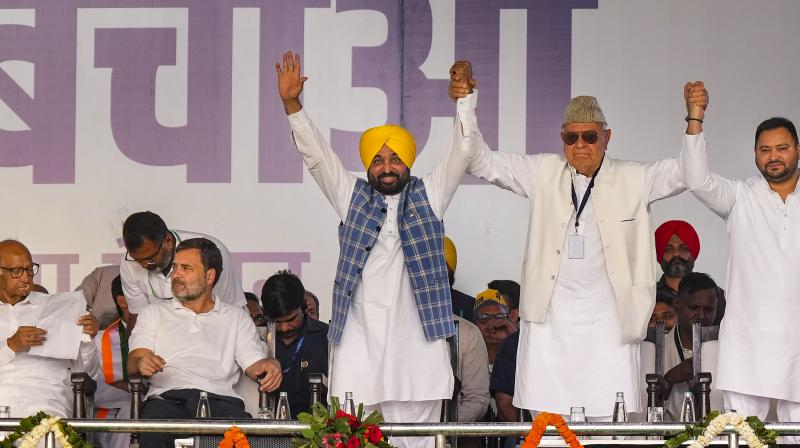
[643,83,711,203]
[678,81,738,218]
[424,61,481,217]
[276,51,355,219]
[448,62,537,198]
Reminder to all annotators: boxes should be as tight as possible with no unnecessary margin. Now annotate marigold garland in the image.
[521,412,582,448]
[219,426,251,448]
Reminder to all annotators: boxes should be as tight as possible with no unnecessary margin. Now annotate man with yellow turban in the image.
[276,51,478,448]
[449,62,705,421]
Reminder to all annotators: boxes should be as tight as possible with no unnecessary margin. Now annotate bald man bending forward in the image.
[276,51,478,448]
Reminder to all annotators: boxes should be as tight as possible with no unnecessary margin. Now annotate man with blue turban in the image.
[276,51,478,448]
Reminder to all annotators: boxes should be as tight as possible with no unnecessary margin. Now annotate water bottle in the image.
[680,392,696,422]
[276,392,292,420]
[257,406,274,420]
[646,406,664,440]
[195,391,211,418]
[569,406,586,440]
[0,406,10,441]
[569,406,586,423]
[611,392,626,440]
[344,392,356,415]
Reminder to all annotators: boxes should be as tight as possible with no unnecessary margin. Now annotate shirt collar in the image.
[171,294,223,314]
[6,291,47,307]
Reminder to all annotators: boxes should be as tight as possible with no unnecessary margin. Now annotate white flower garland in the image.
[16,416,74,448]
[689,412,765,448]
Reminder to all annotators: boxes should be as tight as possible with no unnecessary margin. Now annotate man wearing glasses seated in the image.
[120,211,245,328]
[472,289,516,376]
[0,240,100,417]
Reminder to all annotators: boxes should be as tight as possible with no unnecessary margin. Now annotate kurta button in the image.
[365,246,371,251]
[556,249,561,254]
[549,275,555,280]
[381,208,387,213]
[347,291,352,296]
[375,225,381,232]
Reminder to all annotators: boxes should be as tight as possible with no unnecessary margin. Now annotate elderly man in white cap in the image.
[449,61,707,419]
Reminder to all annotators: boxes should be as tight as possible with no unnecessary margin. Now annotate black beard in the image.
[368,171,410,195]
[759,160,797,182]
[661,257,694,278]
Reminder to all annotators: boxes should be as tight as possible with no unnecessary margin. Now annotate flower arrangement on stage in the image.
[520,412,581,448]
[0,411,90,448]
[293,398,393,448]
[664,410,777,448]
[219,426,251,448]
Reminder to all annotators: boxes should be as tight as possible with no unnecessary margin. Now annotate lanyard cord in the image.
[570,157,605,230]
[282,336,305,374]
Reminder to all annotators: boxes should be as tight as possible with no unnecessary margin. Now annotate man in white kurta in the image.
[0,240,101,417]
[449,66,702,417]
[680,85,800,426]
[277,52,477,448]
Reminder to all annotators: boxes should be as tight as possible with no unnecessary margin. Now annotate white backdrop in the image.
[1,0,799,323]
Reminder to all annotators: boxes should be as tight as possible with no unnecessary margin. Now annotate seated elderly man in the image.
[128,238,282,448]
[0,240,100,417]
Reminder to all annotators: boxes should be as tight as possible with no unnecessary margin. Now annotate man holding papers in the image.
[0,240,100,417]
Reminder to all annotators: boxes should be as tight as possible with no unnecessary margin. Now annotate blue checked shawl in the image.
[329,176,455,345]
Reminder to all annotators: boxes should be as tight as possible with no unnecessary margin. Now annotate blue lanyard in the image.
[282,336,305,374]
[570,157,604,230]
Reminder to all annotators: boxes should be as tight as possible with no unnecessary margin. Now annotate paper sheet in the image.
[29,291,88,360]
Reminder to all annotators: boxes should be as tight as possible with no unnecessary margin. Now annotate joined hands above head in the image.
[684,81,709,135]
[448,60,476,102]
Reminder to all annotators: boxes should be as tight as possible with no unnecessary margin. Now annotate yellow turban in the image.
[443,236,457,272]
[359,124,417,170]
[474,289,509,312]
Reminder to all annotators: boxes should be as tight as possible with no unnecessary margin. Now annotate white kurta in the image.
[288,97,477,405]
[681,133,800,402]
[514,172,641,416]
[0,292,100,417]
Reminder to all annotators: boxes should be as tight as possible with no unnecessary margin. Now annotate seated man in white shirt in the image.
[128,238,282,448]
[121,211,245,328]
[0,240,100,417]
[659,272,721,421]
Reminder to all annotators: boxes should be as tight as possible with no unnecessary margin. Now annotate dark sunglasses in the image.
[561,130,599,145]
[475,312,510,323]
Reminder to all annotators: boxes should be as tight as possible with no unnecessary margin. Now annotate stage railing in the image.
[2,419,800,447]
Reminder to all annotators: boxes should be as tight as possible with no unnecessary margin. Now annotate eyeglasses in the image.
[0,263,40,279]
[475,312,509,323]
[124,238,166,266]
[561,130,599,145]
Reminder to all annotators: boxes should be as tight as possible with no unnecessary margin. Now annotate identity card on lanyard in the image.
[568,158,603,259]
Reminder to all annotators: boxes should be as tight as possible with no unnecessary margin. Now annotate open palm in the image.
[276,51,307,102]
